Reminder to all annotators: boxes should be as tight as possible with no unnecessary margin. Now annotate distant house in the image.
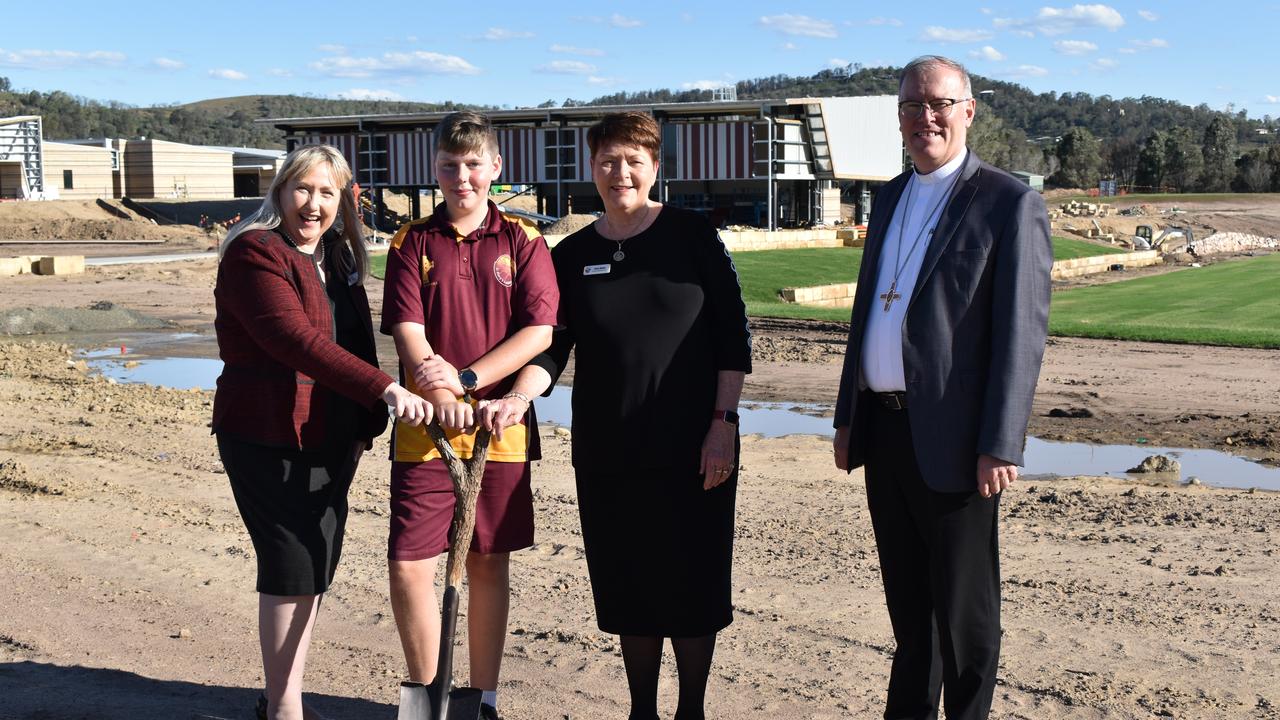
[1012,171,1045,192]
[205,146,286,197]
[0,116,45,199]
[118,139,234,199]
[42,141,115,199]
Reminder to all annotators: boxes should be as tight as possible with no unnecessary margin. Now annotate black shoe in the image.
[255,694,268,720]
[480,703,503,720]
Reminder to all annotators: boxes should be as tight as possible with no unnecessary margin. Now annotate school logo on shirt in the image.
[493,254,515,287]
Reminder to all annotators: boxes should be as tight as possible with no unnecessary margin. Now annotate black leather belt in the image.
[873,391,908,411]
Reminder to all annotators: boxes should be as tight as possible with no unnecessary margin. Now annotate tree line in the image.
[4,66,1277,193]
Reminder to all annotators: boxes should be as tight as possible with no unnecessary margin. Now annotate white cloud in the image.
[920,26,994,43]
[151,57,185,70]
[781,42,799,51]
[209,68,247,80]
[759,14,838,39]
[311,51,479,78]
[338,88,404,101]
[681,12,694,22]
[550,44,604,56]
[980,7,993,14]
[683,79,733,90]
[1053,39,1098,54]
[995,4,1125,36]
[318,44,346,54]
[610,13,642,28]
[1116,47,1137,54]
[481,27,534,41]
[1138,9,1158,21]
[1001,64,1049,79]
[268,68,294,77]
[865,17,903,27]
[586,75,622,86]
[1132,38,1169,50]
[1263,95,1280,104]
[828,57,851,68]
[1090,58,1119,71]
[0,48,126,70]
[969,46,1006,61]
[537,60,596,75]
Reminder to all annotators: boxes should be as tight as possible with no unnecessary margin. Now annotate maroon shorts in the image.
[388,459,534,561]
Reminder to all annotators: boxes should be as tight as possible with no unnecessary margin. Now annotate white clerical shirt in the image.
[861,149,968,392]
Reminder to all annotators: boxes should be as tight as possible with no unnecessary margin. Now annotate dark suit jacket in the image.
[834,150,1052,492]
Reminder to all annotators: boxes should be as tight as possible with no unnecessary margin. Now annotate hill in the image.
[1,67,1276,191]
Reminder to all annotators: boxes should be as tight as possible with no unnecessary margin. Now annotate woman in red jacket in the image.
[213,144,430,720]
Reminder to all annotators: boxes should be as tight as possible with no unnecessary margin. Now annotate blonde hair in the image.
[220,144,369,283]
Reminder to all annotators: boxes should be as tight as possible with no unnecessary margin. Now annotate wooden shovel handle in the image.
[423,420,492,591]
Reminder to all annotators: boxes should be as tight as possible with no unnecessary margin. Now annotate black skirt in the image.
[218,434,363,596]
[575,467,737,637]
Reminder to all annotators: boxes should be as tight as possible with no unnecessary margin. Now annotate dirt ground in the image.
[2,197,1279,719]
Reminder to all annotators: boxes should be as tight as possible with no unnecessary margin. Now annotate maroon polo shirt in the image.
[381,200,559,462]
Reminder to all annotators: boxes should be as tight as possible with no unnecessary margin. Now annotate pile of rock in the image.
[1049,201,1114,219]
[1190,232,1280,255]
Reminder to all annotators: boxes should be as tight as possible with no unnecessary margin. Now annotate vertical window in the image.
[63,170,74,189]
[662,124,679,179]
[542,128,577,181]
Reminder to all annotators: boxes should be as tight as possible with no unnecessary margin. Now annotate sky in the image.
[4,1,1280,119]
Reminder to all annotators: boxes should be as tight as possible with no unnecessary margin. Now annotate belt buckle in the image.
[882,392,906,410]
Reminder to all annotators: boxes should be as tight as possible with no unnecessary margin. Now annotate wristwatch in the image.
[712,409,740,425]
[459,368,479,399]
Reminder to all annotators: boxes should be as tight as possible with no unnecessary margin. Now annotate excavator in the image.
[1132,224,1193,253]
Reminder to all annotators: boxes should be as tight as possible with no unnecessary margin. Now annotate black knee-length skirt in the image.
[575,466,738,638]
[218,434,363,596]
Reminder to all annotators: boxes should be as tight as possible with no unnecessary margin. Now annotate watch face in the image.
[460,368,478,391]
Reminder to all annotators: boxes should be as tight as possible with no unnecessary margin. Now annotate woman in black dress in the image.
[484,112,751,720]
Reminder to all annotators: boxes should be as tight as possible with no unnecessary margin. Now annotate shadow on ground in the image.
[0,661,395,719]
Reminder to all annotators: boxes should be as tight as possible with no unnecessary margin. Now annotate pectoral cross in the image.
[880,281,902,312]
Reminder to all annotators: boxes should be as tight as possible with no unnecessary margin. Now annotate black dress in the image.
[533,206,752,636]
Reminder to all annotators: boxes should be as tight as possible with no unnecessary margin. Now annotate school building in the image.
[264,96,904,229]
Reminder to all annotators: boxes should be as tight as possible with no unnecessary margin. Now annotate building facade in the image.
[266,97,903,229]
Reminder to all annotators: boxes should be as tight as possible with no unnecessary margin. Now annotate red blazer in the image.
[212,228,392,449]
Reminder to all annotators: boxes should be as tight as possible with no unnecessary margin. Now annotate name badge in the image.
[583,263,611,276]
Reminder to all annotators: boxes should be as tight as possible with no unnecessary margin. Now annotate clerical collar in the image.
[914,148,968,186]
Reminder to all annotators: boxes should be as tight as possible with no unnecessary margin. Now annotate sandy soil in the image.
[1,339,1277,720]
[2,198,1280,718]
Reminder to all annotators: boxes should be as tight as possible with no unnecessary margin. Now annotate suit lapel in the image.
[853,172,910,329]
[909,151,982,307]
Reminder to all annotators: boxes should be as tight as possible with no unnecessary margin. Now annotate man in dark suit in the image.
[833,55,1052,719]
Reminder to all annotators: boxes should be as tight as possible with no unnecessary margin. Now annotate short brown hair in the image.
[433,111,500,156]
[586,111,661,160]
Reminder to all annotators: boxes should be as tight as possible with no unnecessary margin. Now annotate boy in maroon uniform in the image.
[381,111,558,720]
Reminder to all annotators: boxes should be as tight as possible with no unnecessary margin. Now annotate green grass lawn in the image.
[373,244,1280,348]
[1049,253,1280,348]
[732,247,862,322]
[370,253,388,279]
[1052,236,1127,261]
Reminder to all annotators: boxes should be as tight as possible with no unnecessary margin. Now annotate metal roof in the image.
[259,98,833,130]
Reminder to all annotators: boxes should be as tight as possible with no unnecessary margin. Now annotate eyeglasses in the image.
[897,98,972,119]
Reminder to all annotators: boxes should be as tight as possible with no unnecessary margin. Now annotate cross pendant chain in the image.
[880,281,902,312]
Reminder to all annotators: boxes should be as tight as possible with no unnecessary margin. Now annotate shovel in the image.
[397,420,492,720]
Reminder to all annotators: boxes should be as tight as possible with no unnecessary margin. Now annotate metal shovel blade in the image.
[397,682,434,720]
[396,683,481,720]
